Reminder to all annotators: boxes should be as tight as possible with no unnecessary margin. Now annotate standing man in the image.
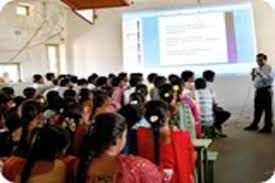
[245,53,274,133]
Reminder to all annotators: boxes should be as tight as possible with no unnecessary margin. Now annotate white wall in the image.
[0,0,91,81]
[70,0,275,116]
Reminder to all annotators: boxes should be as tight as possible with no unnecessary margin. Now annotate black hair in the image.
[0,93,12,105]
[135,84,148,99]
[118,104,142,129]
[79,88,92,104]
[203,70,216,82]
[5,112,22,134]
[78,78,88,86]
[158,83,174,104]
[70,76,78,84]
[168,74,179,83]
[111,77,123,87]
[129,77,141,88]
[1,87,15,98]
[46,91,64,111]
[129,92,145,107]
[154,76,167,88]
[33,74,43,83]
[147,73,158,84]
[60,78,70,87]
[13,96,25,109]
[20,125,69,183]
[181,71,194,82]
[77,113,127,182]
[88,74,98,84]
[63,89,77,101]
[23,87,36,99]
[144,101,169,164]
[16,100,43,157]
[170,76,183,102]
[257,53,268,60]
[96,77,108,87]
[118,72,128,81]
[195,78,207,90]
[92,90,109,116]
[45,73,55,81]
[108,73,116,79]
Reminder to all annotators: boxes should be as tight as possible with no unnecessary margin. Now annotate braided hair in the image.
[144,101,169,164]
[77,113,127,182]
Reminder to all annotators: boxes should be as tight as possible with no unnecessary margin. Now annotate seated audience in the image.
[87,73,98,90]
[77,113,163,182]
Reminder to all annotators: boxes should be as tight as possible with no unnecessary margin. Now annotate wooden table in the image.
[192,139,212,183]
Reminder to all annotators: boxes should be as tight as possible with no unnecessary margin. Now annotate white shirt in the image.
[123,87,135,105]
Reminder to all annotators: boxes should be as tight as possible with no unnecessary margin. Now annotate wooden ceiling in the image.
[61,0,130,9]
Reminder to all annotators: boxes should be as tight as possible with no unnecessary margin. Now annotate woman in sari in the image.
[3,125,69,183]
[137,101,196,183]
[77,113,163,183]
[158,83,197,139]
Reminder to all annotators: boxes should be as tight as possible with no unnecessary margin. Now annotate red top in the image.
[137,127,195,183]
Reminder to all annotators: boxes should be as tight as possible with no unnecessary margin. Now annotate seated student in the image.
[95,76,108,89]
[23,87,37,100]
[150,76,167,100]
[33,74,45,85]
[203,70,231,136]
[118,72,129,90]
[63,89,77,102]
[44,91,64,125]
[181,71,196,99]
[136,83,150,101]
[0,93,14,124]
[0,113,23,157]
[111,77,125,109]
[45,73,56,85]
[87,73,98,90]
[12,100,44,157]
[137,101,196,183]
[147,73,158,93]
[3,125,69,183]
[76,113,163,183]
[92,90,116,117]
[123,76,142,105]
[52,78,73,98]
[194,78,219,138]
[118,104,143,155]
[56,101,84,156]
[159,83,197,139]
[170,77,202,138]
[1,87,15,99]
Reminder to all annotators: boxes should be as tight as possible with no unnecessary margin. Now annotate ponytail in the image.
[145,101,169,165]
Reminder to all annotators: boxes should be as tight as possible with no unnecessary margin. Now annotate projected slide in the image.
[159,13,228,65]
[122,2,257,75]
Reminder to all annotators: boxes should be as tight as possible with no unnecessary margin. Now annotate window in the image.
[46,44,61,75]
[0,63,21,83]
[16,4,30,16]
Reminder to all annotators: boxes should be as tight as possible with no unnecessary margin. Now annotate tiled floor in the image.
[211,117,275,183]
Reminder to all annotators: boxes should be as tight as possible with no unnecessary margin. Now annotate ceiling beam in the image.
[61,0,130,9]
